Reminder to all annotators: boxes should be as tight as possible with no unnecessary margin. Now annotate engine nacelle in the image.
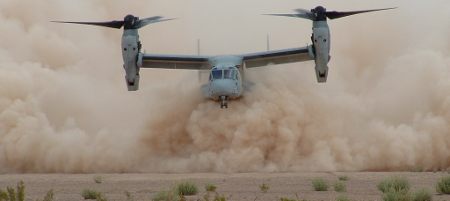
[123,58,140,91]
[124,53,144,91]
[311,20,330,83]
[122,30,141,91]
[308,45,329,82]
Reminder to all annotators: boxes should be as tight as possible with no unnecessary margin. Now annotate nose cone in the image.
[211,79,238,97]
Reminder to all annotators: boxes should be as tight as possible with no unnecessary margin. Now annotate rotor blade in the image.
[51,20,125,29]
[294,8,312,15]
[294,8,315,20]
[326,7,396,19]
[263,13,314,20]
[134,16,176,29]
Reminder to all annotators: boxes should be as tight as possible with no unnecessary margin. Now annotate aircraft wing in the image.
[241,46,314,68]
[140,54,210,70]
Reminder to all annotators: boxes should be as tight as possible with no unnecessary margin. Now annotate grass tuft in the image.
[377,177,410,193]
[16,181,25,201]
[0,181,26,201]
[175,182,198,196]
[6,186,15,201]
[95,194,107,201]
[37,189,54,201]
[436,175,450,194]
[93,176,103,184]
[124,191,134,201]
[213,194,227,201]
[259,183,270,193]
[413,188,432,201]
[201,191,228,201]
[81,189,102,200]
[152,191,180,201]
[0,190,8,201]
[377,177,432,201]
[205,184,217,192]
[278,194,308,201]
[336,195,350,201]
[382,189,412,201]
[279,198,296,201]
[338,176,349,181]
[334,181,346,192]
[312,178,329,191]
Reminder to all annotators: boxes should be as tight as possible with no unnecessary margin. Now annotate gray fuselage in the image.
[201,56,243,101]
[122,29,141,91]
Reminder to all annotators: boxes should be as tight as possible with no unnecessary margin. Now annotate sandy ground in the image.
[0,172,449,201]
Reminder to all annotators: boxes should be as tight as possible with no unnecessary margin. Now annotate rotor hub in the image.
[312,6,327,21]
[124,14,139,29]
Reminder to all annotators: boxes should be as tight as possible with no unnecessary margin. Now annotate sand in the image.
[0,172,449,201]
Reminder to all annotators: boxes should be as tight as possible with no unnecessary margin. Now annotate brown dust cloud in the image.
[0,0,449,173]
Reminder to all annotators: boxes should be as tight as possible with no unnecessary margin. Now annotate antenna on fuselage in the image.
[197,39,202,82]
[197,39,201,55]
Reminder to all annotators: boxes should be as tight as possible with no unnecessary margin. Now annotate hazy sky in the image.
[0,0,449,173]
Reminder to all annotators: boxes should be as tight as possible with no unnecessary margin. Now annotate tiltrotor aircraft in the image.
[54,6,394,108]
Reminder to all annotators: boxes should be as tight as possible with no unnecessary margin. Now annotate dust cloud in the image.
[0,0,449,173]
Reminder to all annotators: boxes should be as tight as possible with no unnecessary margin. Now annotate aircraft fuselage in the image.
[201,56,244,108]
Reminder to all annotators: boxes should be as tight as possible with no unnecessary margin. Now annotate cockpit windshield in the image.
[210,68,238,80]
[224,69,238,79]
[211,69,223,80]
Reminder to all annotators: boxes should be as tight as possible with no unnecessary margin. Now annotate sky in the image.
[0,0,449,173]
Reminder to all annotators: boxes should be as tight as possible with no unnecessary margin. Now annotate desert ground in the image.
[0,172,448,201]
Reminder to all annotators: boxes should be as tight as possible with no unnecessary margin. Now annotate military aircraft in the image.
[53,6,394,108]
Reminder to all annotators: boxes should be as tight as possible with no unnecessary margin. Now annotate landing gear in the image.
[220,96,228,109]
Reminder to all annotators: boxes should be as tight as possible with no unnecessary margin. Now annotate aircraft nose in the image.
[211,79,237,96]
